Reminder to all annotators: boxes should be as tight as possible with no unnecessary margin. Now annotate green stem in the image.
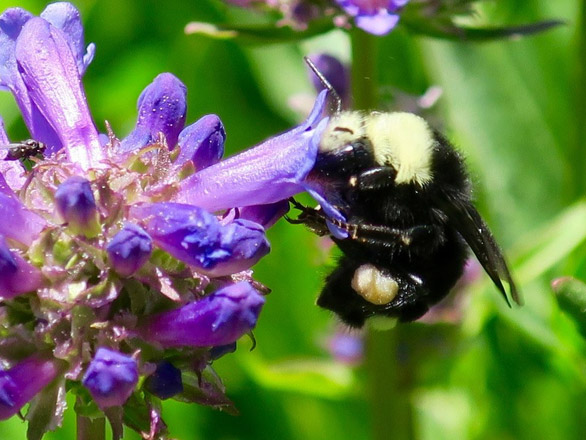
[76,412,105,440]
[350,29,414,440]
[577,0,586,197]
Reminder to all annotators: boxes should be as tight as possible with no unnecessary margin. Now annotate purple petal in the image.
[0,192,46,245]
[355,11,400,35]
[237,200,290,229]
[82,348,138,409]
[0,354,60,420]
[40,2,95,75]
[174,92,330,211]
[0,8,63,153]
[120,73,187,153]
[130,203,269,276]
[176,114,225,169]
[144,361,183,400]
[106,223,153,277]
[15,18,103,169]
[140,281,265,347]
[0,234,42,299]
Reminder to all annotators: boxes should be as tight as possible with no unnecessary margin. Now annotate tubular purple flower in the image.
[106,223,153,277]
[120,73,187,152]
[144,361,183,399]
[55,176,100,237]
[237,200,290,229]
[335,0,409,35]
[15,17,103,168]
[82,348,138,409]
[173,90,330,212]
[131,203,270,276]
[176,114,225,169]
[0,192,46,246]
[0,235,42,299]
[140,281,265,347]
[0,354,60,420]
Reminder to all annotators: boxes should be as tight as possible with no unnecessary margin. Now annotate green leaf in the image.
[401,18,565,42]
[184,18,335,45]
[26,378,67,440]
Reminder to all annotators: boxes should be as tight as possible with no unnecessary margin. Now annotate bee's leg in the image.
[348,167,396,191]
[286,198,331,236]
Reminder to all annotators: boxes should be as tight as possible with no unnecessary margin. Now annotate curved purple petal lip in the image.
[130,202,270,277]
[176,114,225,170]
[174,90,330,212]
[0,193,46,246]
[15,18,103,169]
[139,281,265,347]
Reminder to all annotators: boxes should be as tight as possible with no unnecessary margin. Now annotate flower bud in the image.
[141,281,264,347]
[0,354,60,420]
[55,176,100,237]
[82,348,138,409]
[176,114,225,169]
[0,235,42,299]
[106,223,152,277]
[144,361,183,400]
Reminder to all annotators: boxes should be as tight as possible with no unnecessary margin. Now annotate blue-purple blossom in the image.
[0,354,60,420]
[106,223,153,277]
[131,203,270,277]
[82,348,138,409]
[55,176,99,237]
[326,330,364,365]
[140,281,265,347]
[335,0,409,35]
[145,361,183,399]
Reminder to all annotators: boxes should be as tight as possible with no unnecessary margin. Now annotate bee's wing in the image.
[436,194,521,306]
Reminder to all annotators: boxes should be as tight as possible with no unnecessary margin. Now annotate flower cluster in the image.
[0,2,331,437]
[222,0,409,35]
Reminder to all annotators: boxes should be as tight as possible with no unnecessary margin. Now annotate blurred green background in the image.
[0,0,584,439]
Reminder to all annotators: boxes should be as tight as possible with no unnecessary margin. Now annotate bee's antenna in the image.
[304,56,342,115]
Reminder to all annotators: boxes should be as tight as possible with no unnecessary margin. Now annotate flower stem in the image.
[575,0,586,197]
[350,29,415,440]
[76,412,105,440]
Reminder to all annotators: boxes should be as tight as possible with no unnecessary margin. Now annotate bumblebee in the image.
[289,58,520,327]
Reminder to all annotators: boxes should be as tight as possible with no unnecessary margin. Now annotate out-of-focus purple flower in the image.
[82,348,138,409]
[55,176,99,237]
[106,223,153,277]
[307,53,350,107]
[140,281,265,347]
[176,114,226,170]
[335,0,409,35]
[0,354,60,420]
[0,235,42,299]
[131,203,270,277]
[145,361,183,399]
[326,329,364,366]
[120,73,187,152]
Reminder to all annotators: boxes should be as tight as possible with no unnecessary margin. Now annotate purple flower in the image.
[130,203,270,277]
[0,354,60,420]
[106,223,153,277]
[335,0,409,35]
[307,54,350,107]
[140,281,265,347]
[0,235,42,299]
[82,348,138,409]
[145,361,183,399]
[326,329,364,365]
[55,176,100,237]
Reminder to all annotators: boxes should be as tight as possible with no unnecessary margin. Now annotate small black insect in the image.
[1,139,46,161]
[288,58,520,328]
